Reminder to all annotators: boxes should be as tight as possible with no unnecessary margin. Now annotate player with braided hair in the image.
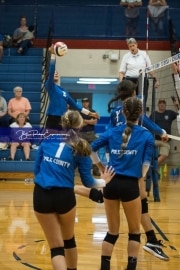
[91,97,154,270]
[105,80,169,260]
[75,80,169,260]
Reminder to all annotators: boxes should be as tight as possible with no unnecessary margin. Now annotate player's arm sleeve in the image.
[91,130,110,153]
[34,145,43,176]
[45,55,56,92]
[142,133,154,177]
[90,151,101,164]
[140,114,164,135]
[77,156,106,187]
[66,94,90,115]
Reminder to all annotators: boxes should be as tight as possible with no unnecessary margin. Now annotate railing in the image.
[0,5,179,40]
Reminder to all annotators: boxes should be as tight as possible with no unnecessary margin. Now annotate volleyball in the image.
[54,42,68,57]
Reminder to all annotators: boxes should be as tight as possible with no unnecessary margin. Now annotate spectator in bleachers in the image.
[13,16,34,55]
[8,113,32,161]
[0,90,9,127]
[0,33,3,63]
[120,0,142,37]
[8,86,32,124]
[79,97,100,176]
[150,99,179,164]
[148,0,168,36]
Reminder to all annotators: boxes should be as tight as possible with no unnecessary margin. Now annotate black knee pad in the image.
[64,236,76,249]
[141,198,148,214]
[104,232,119,245]
[128,233,141,243]
[51,247,64,258]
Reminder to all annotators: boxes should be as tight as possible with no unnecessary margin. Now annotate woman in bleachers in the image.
[8,113,32,161]
[8,86,32,124]
[13,16,34,55]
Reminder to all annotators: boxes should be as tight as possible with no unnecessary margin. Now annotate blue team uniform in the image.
[34,139,98,189]
[110,105,164,136]
[109,104,163,200]
[91,124,154,179]
[45,58,84,116]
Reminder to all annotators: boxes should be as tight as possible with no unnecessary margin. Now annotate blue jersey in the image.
[45,58,83,116]
[110,105,125,127]
[91,124,154,179]
[110,105,164,136]
[34,139,98,189]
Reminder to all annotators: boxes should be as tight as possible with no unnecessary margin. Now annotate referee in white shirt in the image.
[119,38,159,110]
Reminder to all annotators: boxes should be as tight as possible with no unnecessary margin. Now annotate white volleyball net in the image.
[144,52,180,167]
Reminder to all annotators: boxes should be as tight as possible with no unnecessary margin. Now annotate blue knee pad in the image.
[104,232,119,245]
[128,233,141,243]
[64,236,76,249]
[51,247,64,258]
[141,198,148,214]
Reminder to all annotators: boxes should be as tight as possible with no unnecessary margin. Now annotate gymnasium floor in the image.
[0,176,180,270]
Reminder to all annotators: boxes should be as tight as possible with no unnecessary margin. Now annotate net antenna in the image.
[138,69,145,104]
[146,8,149,53]
[137,68,146,128]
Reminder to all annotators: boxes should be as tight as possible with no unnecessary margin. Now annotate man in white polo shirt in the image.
[119,38,159,109]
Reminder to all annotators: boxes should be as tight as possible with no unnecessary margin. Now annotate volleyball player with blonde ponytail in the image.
[33,110,114,270]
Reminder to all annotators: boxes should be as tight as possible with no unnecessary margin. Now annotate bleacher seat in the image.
[0,149,37,161]
[0,47,43,176]
[1,2,179,39]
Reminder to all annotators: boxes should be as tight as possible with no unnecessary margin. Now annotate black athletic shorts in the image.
[46,115,62,129]
[33,184,76,214]
[103,174,139,202]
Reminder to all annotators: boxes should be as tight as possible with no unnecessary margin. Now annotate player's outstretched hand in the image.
[48,44,55,54]
[161,133,169,142]
[101,166,115,184]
